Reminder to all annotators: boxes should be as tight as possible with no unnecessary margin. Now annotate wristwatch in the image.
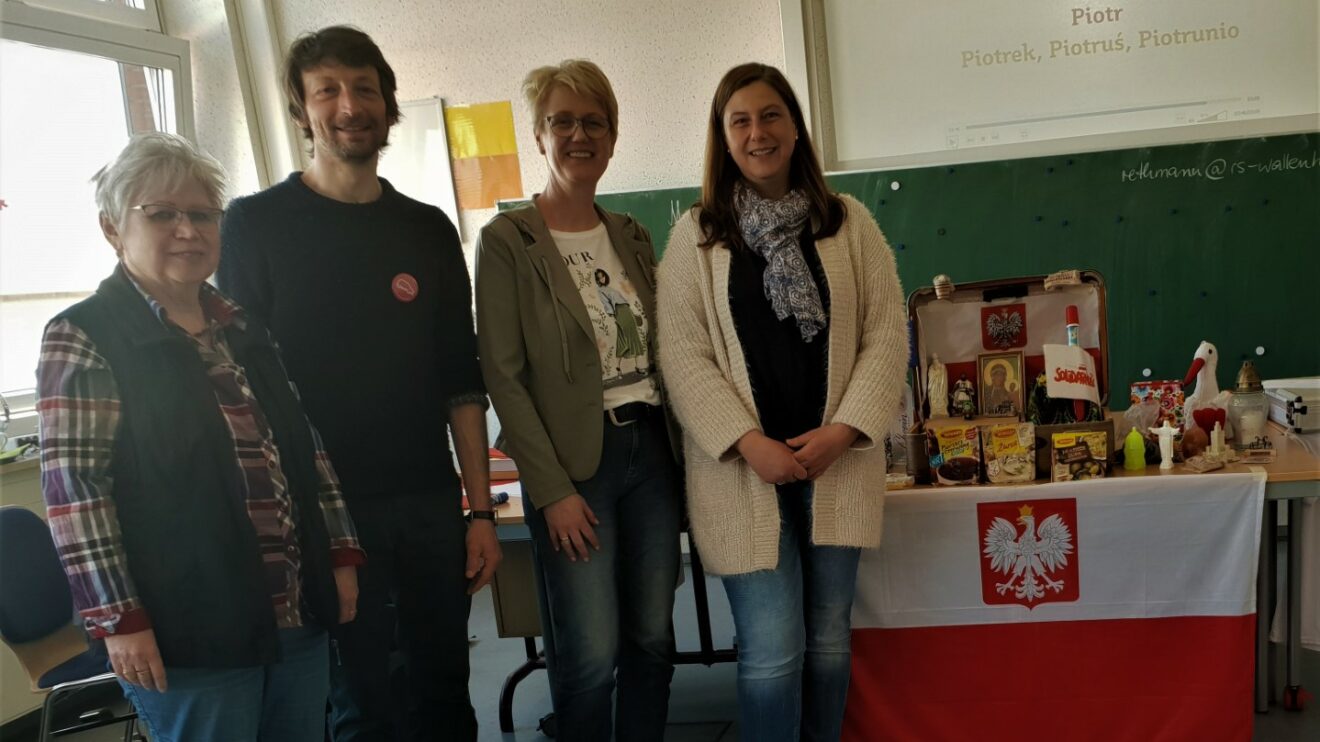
[467,509,496,523]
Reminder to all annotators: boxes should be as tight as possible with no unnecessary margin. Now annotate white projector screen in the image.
[378,98,461,238]
[809,0,1319,170]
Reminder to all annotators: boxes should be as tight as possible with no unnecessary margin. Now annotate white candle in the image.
[1239,411,1266,442]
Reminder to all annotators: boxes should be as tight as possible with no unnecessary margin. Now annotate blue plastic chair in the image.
[0,506,138,741]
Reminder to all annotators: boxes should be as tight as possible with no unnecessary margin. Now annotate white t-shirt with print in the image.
[550,224,661,409]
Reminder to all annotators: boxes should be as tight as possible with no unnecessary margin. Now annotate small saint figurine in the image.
[1149,419,1177,470]
[952,374,976,420]
[928,354,949,418]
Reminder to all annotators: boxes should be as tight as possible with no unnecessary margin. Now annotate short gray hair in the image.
[93,132,227,227]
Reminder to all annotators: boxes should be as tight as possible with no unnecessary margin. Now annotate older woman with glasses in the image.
[36,133,363,742]
[474,60,682,742]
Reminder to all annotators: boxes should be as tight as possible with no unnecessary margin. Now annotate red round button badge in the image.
[391,273,419,303]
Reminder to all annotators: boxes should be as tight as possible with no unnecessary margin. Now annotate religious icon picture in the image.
[978,351,1025,418]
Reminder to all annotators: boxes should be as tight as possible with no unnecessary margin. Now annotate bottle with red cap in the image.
[1065,305,1080,347]
[1066,305,1086,420]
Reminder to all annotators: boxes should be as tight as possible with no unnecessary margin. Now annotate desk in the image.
[486,494,736,733]
[1109,424,1320,710]
[1110,425,1319,710]
[908,423,1318,713]
[845,423,1318,740]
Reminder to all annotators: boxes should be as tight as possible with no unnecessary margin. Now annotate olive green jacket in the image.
[474,203,677,509]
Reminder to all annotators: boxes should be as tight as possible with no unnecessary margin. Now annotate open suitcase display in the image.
[905,270,1116,484]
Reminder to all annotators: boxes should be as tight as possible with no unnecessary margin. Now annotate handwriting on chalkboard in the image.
[1120,151,1319,182]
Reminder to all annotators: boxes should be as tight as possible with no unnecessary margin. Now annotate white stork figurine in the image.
[1182,340,1233,436]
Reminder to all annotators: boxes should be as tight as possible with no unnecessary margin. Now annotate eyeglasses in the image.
[545,114,610,140]
[132,203,225,229]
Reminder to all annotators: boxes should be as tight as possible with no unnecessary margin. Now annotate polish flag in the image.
[844,472,1265,742]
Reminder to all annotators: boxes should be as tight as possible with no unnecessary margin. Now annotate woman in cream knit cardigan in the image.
[657,63,907,741]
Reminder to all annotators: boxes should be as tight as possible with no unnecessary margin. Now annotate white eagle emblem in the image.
[983,504,1074,602]
[985,309,1024,348]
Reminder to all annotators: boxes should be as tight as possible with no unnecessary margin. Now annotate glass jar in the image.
[1228,362,1268,448]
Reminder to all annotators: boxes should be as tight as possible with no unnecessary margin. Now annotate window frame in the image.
[13,0,163,33]
[0,0,193,415]
[1,3,192,140]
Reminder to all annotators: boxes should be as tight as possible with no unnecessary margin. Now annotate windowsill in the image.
[0,457,40,499]
[0,457,38,477]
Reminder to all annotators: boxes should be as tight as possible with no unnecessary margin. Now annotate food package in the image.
[1051,431,1109,482]
[981,423,1036,483]
[1129,380,1185,429]
[929,424,981,486]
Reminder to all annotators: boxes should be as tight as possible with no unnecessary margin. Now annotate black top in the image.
[56,267,339,667]
[218,174,485,500]
[729,229,831,462]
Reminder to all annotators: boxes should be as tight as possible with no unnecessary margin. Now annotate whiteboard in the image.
[788,0,1319,171]
[378,97,462,237]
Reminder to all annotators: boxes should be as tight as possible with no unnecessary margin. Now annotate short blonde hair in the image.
[522,59,619,138]
[93,132,226,228]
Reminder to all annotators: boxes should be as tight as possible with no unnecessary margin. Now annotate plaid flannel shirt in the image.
[37,280,364,637]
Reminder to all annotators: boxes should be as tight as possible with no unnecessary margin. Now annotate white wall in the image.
[159,0,262,200]
[166,0,785,243]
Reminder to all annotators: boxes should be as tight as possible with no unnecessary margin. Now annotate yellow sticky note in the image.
[444,101,519,160]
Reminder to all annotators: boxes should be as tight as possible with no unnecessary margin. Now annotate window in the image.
[0,2,191,420]
[20,0,162,32]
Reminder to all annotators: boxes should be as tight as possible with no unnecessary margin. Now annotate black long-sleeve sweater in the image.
[219,174,485,500]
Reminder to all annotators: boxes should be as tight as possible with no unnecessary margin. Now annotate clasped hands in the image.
[736,423,860,486]
[542,424,862,563]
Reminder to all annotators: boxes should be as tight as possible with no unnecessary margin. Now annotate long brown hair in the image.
[697,63,844,250]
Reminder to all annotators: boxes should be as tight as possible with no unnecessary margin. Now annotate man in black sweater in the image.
[218,26,500,742]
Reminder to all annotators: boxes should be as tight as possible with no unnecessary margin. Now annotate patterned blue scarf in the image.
[733,180,826,342]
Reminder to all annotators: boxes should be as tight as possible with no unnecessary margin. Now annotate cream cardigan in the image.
[657,194,908,575]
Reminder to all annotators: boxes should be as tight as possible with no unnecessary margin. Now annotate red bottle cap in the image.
[1066,305,1079,326]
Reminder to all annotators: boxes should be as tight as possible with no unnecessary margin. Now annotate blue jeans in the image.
[524,407,682,742]
[121,626,328,742]
[721,486,861,742]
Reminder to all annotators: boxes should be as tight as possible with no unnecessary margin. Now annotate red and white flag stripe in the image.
[845,472,1265,742]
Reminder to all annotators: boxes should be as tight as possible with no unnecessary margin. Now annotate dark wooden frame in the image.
[978,350,1026,417]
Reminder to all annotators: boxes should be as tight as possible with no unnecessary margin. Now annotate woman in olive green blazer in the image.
[473,60,681,742]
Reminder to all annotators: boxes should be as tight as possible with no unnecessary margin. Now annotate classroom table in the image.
[848,469,1266,740]
[1111,424,1320,711]
[878,421,1319,720]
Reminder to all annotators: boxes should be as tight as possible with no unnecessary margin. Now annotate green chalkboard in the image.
[577,134,1319,403]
